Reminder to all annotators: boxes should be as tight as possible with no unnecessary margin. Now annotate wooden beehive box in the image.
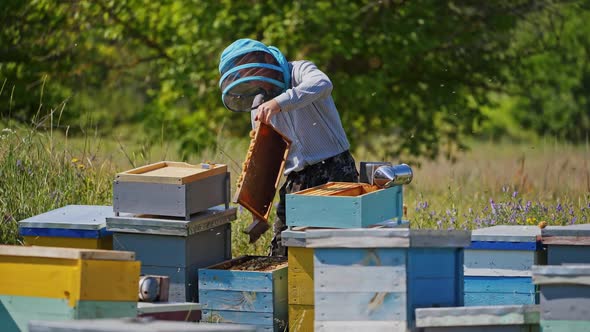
[113,161,230,219]
[533,264,590,332]
[234,123,290,222]
[18,205,114,249]
[464,225,546,306]
[415,305,540,332]
[286,182,403,228]
[0,245,139,332]
[198,256,288,332]
[28,319,257,332]
[137,302,202,322]
[107,206,236,302]
[541,223,590,265]
[287,228,469,331]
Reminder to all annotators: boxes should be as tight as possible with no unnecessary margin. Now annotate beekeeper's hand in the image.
[255,99,281,124]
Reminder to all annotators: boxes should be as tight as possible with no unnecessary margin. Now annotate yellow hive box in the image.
[288,246,314,332]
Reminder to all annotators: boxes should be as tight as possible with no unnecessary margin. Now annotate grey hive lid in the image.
[106,206,237,236]
[542,223,590,237]
[471,225,541,242]
[415,305,540,327]
[28,318,256,332]
[282,228,470,248]
[18,205,113,230]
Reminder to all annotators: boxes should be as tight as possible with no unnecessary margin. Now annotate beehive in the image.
[0,245,139,332]
[113,161,230,219]
[533,264,590,332]
[28,319,257,332]
[415,305,540,332]
[285,228,469,331]
[286,182,403,228]
[137,302,202,322]
[541,223,590,265]
[464,225,546,306]
[18,205,114,250]
[107,206,236,302]
[198,256,288,331]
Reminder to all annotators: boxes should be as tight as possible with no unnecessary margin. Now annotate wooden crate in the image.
[198,256,288,332]
[541,223,590,265]
[107,206,235,302]
[18,205,114,250]
[113,161,230,219]
[137,302,202,322]
[464,226,546,306]
[0,245,139,332]
[286,182,403,228]
[532,264,590,332]
[28,319,257,332]
[286,228,469,331]
[415,305,540,332]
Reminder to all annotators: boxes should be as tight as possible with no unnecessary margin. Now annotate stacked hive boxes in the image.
[0,245,140,332]
[285,228,469,331]
[541,223,590,264]
[107,162,236,304]
[532,264,590,331]
[18,205,114,249]
[198,256,288,331]
[464,225,546,306]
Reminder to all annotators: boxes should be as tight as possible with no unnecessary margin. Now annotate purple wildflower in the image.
[571,217,577,224]
[556,203,563,212]
[512,191,518,198]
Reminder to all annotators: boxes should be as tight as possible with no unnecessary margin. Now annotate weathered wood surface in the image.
[547,245,590,265]
[18,205,113,230]
[532,264,590,285]
[113,172,229,219]
[539,320,590,332]
[471,225,541,243]
[314,320,408,332]
[464,250,539,277]
[542,223,590,237]
[0,296,137,332]
[22,236,113,250]
[116,161,227,185]
[289,304,313,332]
[415,304,540,327]
[29,319,256,332]
[107,206,236,236]
[286,185,403,228]
[137,302,202,322]
[0,245,133,260]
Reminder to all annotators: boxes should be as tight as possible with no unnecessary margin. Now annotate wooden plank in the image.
[29,319,257,332]
[78,260,140,302]
[201,309,274,326]
[138,310,202,322]
[315,292,407,321]
[543,236,590,245]
[532,264,590,285]
[116,162,227,185]
[542,223,590,237]
[409,230,471,248]
[75,301,137,319]
[0,245,134,261]
[288,247,314,305]
[547,245,590,265]
[137,302,202,314]
[315,265,407,293]
[314,320,408,332]
[305,229,410,248]
[314,248,406,268]
[464,250,538,277]
[464,292,537,306]
[107,206,236,236]
[200,290,274,312]
[17,205,113,230]
[464,276,535,294]
[289,304,314,332]
[23,236,112,250]
[198,270,273,292]
[415,305,540,328]
[471,225,541,243]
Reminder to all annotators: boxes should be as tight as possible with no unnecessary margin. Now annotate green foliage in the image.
[1,1,589,159]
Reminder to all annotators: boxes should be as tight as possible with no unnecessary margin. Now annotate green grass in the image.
[1,121,589,256]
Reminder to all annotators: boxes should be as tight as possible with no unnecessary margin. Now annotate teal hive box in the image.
[286,182,403,228]
[290,228,470,331]
[532,264,590,332]
[541,223,590,265]
[198,256,288,332]
[464,225,546,306]
[415,305,540,332]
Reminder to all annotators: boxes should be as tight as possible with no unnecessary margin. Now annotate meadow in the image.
[1,121,589,256]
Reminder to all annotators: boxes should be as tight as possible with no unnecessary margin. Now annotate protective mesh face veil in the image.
[218,39,291,112]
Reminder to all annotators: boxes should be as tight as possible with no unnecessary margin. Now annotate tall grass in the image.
[2,118,589,254]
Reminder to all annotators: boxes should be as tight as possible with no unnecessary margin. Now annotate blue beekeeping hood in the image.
[218,39,291,112]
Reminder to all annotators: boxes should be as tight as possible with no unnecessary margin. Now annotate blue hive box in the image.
[541,223,590,265]
[288,228,470,331]
[464,225,546,306]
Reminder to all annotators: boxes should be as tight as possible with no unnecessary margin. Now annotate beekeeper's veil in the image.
[218,39,291,112]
